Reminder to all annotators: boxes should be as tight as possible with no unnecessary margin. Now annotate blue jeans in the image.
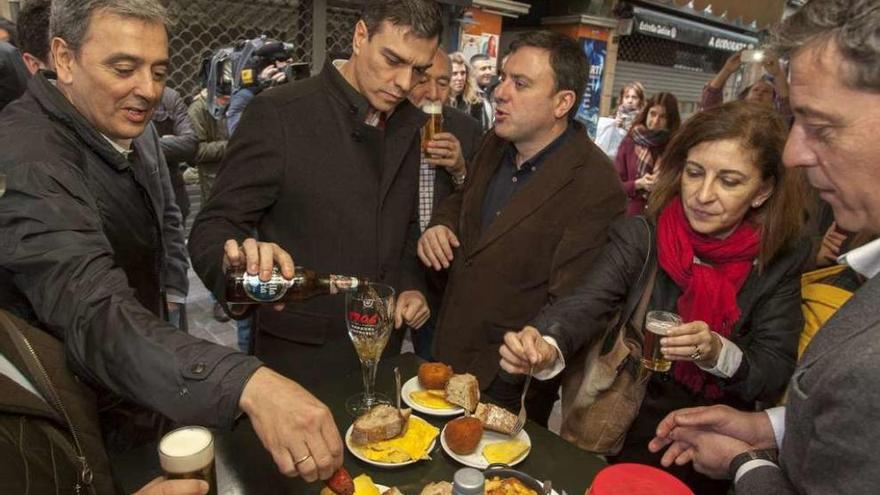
[237,317,253,353]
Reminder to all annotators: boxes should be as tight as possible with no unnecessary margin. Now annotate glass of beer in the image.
[421,102,443,152]
[344,283,395,416]
[642,311,682,372]
[158,426,217,495]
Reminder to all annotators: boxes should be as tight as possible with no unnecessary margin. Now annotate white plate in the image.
[401,376,464,417]
[345,416,437,468]
[440,426,531,469]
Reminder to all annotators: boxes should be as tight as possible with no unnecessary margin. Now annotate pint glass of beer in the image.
[159,426,217,495]
[421,102,443,152]
[642,311,682,372]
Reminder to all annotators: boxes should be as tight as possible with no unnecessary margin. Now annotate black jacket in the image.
[0,73,261,429]
[0,41,28,112]
[189,61,427,349]
[534,215,809,404]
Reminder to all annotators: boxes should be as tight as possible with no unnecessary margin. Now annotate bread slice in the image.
[350,405,411,445]
[473,402,517,435]
[445,373,480,413]
[419,481,453,495]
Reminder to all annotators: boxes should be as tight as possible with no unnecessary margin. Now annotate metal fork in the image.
[510,364,533,437]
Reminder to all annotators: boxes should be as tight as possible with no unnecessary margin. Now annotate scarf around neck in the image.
[630,126,670,180]
[656,198,760,398]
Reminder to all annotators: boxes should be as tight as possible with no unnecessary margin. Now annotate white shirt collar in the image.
[101,134,133,158]
[838,236,880,279]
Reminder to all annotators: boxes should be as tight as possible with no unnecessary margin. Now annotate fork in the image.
[510,364,533,437]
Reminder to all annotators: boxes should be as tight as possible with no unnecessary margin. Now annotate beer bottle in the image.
[225,266,363,304]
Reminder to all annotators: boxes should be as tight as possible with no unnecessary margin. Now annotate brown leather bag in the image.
[559,217,657,456]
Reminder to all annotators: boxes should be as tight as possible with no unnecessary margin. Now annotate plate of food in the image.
[402,363,480,417]
[345,405,439,468]
[319,471,402,495]
[440,403,531,469]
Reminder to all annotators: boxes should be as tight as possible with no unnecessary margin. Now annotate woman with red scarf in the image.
[614,92,681,216]
[499,102,808,493]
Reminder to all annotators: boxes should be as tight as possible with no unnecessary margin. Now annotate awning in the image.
[631,6,758,52]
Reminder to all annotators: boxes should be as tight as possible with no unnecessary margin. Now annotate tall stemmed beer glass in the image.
[345,283,395,416]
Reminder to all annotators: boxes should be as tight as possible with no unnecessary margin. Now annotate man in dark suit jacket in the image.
[418,31,625,426]
[647,1,880,492]
[188,1,440,388]
[405,47,483,360]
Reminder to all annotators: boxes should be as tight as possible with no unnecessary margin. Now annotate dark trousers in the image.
[411,318,435,361]
[484,372,561,428]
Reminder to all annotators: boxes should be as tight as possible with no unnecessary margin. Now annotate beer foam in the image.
[159,426,214,473]
[421,102,442,114]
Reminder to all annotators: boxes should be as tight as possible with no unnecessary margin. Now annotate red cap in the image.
[588,464,694,495]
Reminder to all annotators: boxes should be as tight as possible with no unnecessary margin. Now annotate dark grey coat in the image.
[0,73,261,429]
[737,270,880,494]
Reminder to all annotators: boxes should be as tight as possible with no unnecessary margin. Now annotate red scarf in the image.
[656,199,760,398]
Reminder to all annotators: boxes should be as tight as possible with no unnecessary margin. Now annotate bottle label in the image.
[242,269,289,302]
[329,275,359,295]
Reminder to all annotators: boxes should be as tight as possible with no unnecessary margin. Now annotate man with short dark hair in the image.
[419,30,625,425]
[470,52,495,92]
[189,0,440,387]
[648,1,880,493]
[16,0,53,74]
[0,0,343,485]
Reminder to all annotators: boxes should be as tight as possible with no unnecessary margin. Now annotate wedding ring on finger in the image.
[294,454,312,466]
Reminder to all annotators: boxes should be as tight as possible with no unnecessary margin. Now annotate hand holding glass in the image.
[642,311,682,372]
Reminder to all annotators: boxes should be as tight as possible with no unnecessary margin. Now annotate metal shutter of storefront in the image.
[611,61,714,119]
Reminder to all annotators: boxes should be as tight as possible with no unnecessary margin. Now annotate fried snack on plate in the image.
[418,362,454,389]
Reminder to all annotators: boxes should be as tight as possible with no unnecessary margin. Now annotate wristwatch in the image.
[728,449,778,479]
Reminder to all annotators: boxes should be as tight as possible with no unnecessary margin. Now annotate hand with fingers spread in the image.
[133,477,209,495]
[223,238,295,311]
[424,132,466,181]
[395,290,430,329]
[660,320,722,367]
[417,225,460,270]
[499,326,559,374]
[239,367,343,482]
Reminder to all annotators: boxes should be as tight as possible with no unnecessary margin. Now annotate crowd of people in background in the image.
[1,0,879,494]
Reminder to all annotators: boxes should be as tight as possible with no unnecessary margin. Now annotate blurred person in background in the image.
[700,50,791,120]
[615,92,681,216]
[449,51,491,133]
[0,17,16,45]
[613,81,646,130]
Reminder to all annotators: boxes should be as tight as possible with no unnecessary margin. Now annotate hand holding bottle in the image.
[223,238,295,311]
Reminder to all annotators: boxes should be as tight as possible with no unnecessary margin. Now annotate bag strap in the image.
[600,216,657,353]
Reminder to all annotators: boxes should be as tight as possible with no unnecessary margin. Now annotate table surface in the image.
[113,353,606,494]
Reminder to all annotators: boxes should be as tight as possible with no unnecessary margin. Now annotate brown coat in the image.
[430,123,626,387]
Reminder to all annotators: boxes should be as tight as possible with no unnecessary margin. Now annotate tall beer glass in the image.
[421,102,443,152]
[344,283,395,416]
[158,426,217,495]
[642,311,682,372]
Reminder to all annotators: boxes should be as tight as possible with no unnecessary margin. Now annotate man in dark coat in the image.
[405,47,483,360]
[418,31,625,426]
[188,0,440,388]
[645,1,880,493]
[0,41,27,111]
[0,0,342,484]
